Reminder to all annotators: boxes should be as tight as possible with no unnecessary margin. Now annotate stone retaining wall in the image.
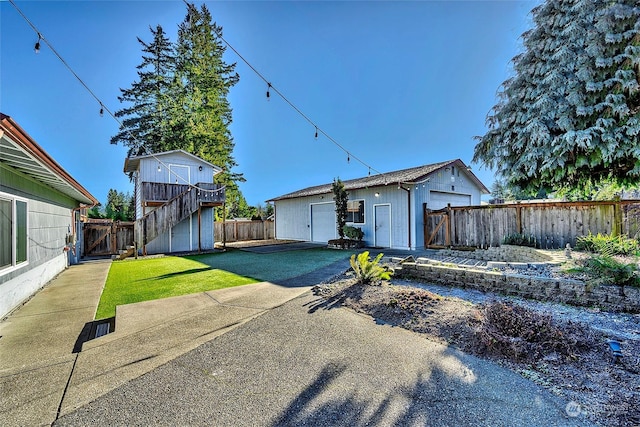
[395,262,640,313]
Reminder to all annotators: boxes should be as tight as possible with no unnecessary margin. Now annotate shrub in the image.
[575,232,640,256]
[578,254,640,288]
[343,225,364,241]
[350,251,393,285]
[502,233,537,248]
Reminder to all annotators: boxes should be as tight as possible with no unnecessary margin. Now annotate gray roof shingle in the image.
[268,159,488,201]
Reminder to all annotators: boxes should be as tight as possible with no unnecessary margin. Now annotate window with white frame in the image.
[346,200,365,224]
[0,194,28,271]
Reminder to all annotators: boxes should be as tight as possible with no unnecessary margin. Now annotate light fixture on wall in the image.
[375,192,380,197]
[157,164,161,172]
[198,166,203,171]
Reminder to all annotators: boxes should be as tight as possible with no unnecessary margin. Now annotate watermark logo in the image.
[565,401,581,418]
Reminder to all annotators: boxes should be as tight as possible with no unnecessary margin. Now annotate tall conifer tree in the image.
[111,25,175,163]
[474,0,640,193]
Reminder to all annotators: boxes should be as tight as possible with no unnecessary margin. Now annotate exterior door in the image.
[310,203,336,243]
[374,204,391,248]
[168,164,190,185]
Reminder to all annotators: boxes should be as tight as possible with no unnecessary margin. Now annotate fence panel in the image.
[83,220,134,256]
[424,200,640,249]
[214,220,275,243]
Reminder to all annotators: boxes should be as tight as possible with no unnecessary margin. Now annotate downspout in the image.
[399,184,411,250]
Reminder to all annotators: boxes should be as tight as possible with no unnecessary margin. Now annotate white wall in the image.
[0,247,67,319]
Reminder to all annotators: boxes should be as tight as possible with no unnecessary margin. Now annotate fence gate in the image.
[424,206,450,248]
[84,220,134,256]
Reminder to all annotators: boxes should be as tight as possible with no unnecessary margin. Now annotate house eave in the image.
[0,113,99,205]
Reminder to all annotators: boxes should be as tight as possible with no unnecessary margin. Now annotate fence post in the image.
[423,203,427,248]
[613,202,622,237]
[446,203,452,246]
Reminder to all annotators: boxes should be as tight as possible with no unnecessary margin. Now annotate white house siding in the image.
[0,167,80,318]
[138,154,216,188]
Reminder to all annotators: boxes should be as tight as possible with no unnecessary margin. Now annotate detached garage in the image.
[267,159,489,250]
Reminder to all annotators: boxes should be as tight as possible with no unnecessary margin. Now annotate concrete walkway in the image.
[0,259,111,426]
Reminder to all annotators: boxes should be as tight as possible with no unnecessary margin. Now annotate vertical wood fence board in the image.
[422,200,640,249]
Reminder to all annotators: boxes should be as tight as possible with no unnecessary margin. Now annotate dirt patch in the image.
[313,277,640,427]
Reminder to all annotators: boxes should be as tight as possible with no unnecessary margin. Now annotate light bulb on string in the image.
[347,154,350,164]
[368,167,371,176]
[99,104,104,117]
[266,83,271,101]
[314,127,318,139]
[34,33,41,53]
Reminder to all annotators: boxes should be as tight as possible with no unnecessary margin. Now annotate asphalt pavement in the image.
[55,291,593,427]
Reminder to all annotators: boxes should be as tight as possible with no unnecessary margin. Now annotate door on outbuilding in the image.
[310,203,336,243]
[374,204,391,248]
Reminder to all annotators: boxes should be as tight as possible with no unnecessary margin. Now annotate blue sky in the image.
[1,0,538,207]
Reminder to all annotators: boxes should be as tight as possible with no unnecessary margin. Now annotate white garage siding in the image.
[428,191,471,210]
[274,197,334,241]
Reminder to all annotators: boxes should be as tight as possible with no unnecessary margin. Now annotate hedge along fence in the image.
[424,200,640,249]
[214,219,274,243]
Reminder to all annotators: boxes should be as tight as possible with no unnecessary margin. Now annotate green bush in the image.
[575,232,640,256]
[502,233,537,248]
[343,225,364,241]
[350,251,393,285]
[578,254,640,288]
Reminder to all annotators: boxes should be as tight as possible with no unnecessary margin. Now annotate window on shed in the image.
[346,200,365,224]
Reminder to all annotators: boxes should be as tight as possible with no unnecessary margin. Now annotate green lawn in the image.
[95,248,352,320]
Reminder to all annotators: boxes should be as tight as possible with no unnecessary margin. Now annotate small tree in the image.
[332,178,348,239]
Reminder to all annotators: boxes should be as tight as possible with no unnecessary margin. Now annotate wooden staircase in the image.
[137,182,224,249]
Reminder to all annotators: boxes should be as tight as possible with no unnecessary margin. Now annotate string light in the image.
[8,0,227,197]
[347,154,350,164]
[13,0,384,192]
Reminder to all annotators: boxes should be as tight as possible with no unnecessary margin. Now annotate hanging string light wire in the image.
[181,0,386,180]
[7,0,223,195]
[10,0,386,190]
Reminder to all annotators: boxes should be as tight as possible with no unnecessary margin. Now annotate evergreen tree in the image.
[474,0,640,193]
[175,3,243,219]
[332,178,348,240]
[111,24,176,167]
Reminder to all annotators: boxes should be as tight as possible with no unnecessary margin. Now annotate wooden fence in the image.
[424,200,640,249]
[215,220,275,243]
[84,220,134,256]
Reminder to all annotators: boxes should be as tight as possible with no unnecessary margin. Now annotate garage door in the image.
[310,203,336,243]
[428,192,471,210]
